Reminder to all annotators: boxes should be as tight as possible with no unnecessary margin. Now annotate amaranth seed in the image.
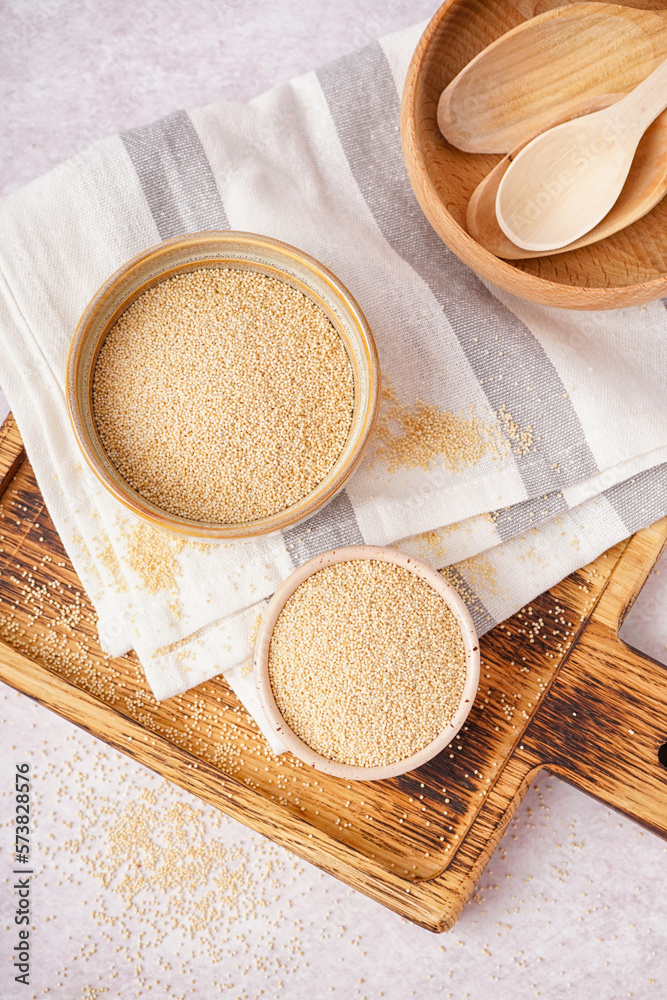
[267,559,468,768]
[93,267,354,524]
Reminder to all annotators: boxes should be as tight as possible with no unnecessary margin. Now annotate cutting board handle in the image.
[522,518,667,835]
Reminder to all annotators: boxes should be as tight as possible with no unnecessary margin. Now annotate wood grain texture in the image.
[0,413,666,930]
[401,0,667,308]
[438,4,667,153]
[0,416,25,499]
[506,0,540,17]
[521,520,667,834]
[536,0,667,12]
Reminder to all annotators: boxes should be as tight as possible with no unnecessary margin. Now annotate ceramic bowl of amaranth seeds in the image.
[67,231,379,541]
[254,545,480,781]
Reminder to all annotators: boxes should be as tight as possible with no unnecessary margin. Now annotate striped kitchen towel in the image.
[0,22,666,750]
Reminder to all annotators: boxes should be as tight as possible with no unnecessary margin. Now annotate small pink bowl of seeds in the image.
[67,231,379,540]
[254,545,480,781]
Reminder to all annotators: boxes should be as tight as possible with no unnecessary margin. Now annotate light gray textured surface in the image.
[1,0,432,197]
[0,2,666,997]
[1,683,666,1000]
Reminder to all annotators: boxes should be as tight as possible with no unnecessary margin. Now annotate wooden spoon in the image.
[468,101,667,259]
[437,2,667,153]
[495,57,667,251]
[534,0,667,13]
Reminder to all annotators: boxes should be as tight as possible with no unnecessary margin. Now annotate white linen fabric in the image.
[1,23,666,751]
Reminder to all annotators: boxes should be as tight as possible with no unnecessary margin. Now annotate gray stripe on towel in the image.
[283,490,364,566]
[317,45,598,498]
[121,111,363,564]
[440,566,495,636]
[603,463,667,535]
[121,109,230,239]
[492,490,569,543]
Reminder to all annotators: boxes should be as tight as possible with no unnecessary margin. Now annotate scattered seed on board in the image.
[267,559,467,768]
[93,267,354,524]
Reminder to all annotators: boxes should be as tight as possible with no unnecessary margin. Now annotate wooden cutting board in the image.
[1,412,666,931]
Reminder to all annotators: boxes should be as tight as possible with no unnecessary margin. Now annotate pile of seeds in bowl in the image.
[267,559,468,768]
[92,267,354,524]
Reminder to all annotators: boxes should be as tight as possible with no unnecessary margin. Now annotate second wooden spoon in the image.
[495,56,667,251]
[468,100,667,259]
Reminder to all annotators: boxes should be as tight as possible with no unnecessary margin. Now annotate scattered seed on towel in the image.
[371,380,502,473]
[125,521,185,594]
[498,403,535,457]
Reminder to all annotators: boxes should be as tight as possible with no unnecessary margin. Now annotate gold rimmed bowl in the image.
[67,231,380,540]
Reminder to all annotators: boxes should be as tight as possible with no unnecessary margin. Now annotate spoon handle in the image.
[614,56,667,135]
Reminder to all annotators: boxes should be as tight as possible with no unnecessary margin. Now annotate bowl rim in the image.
[66,229,380,539]
[400,0,667,310]
[254,544,481,781]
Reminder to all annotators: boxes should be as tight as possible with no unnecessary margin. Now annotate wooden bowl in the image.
[254,545,481,781]
[400,0,667,310]
[67,231,380,540]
